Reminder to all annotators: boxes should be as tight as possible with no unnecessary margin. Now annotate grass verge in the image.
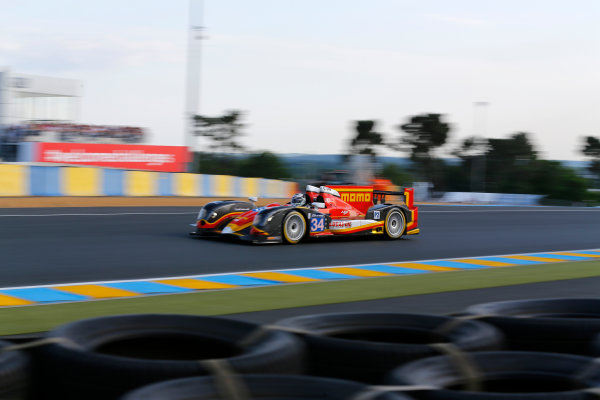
[1,260,599,335]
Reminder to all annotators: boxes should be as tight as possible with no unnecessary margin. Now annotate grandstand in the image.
[0,69,146,161]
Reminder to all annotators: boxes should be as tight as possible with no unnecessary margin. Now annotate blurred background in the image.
[1,0,599,205]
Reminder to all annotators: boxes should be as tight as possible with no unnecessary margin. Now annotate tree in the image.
[193,110,246,153]
[349,120,385,157]
[379,163,413,187]
[392,113,451,185]
[452,136,489,192]
[485,132,537,193]
[528,160,589,203]
[235,152,291,180]
[582,136,600,184]
[395,113,450,160]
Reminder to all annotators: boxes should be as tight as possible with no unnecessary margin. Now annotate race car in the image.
[189,185,419,244]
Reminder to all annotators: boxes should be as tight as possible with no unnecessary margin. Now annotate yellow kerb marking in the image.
[502,255,564,262]
[54,285,138,299]
[154,279,237,290]
[452,259,515,267]
[389,263,459,271]
[0,294,33,306]
[323,267,393,277]
[553,252,600,258]
[243,272,320,283]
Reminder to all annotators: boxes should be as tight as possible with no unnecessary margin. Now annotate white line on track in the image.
[0,212,196,217]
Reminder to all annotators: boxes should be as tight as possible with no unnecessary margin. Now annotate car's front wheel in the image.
[384,209,406,239]
[282,211,306,244]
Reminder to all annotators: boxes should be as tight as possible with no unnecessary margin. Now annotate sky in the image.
[2,0,599,160]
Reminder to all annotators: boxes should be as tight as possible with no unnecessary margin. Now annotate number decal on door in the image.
[310,216,325,232]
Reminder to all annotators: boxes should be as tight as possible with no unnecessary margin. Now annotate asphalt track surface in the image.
[227,276,600,323]
[1,205,599,287]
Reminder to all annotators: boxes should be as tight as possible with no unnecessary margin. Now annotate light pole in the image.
[472,102,489,193]
[184,0,204,171]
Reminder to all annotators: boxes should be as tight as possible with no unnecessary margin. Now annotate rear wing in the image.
[328,186,416,214]
[373,188,415,209]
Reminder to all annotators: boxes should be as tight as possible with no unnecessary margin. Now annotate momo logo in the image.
[341,192,372,203]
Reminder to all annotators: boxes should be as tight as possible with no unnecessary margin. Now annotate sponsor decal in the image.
[310,215,325,232]
[36,142,189,172]
[234,208,250,211]
[330,221,353,229]
[341,192,372,203]
[374,211,380,220]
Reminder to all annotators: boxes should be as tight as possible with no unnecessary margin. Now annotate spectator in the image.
[1,122,146,144]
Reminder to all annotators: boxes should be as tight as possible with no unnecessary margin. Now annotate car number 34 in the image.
[310,216,325,232]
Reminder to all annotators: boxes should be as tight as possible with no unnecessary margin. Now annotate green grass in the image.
[1,260,600,335]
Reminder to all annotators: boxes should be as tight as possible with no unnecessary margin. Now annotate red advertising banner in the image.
[35,143,189,172]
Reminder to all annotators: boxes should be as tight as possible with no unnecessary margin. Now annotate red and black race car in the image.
[189,185,419,244]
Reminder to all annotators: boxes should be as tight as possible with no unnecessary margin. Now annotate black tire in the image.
[275,313,504,384]
[591,333,600,356]
[384,209,406,239]
[122,374,415,400]
[387,351,600,400]
[282,211,306,244]
[0,340,30,400]
[31,314,305,400]
[462,298,600,355]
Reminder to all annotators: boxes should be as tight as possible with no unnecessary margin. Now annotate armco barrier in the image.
[0,164,297,198]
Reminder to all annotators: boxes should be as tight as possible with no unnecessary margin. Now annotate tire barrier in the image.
[29,314,305,400]
[274,313,506,384]
[461,298,600,355]
[3,299,600,399]
[387,351,600,400]
[121,374,414,400]
[0,340,30,400]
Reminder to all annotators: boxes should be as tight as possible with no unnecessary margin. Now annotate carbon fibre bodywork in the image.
[189,200,255,236]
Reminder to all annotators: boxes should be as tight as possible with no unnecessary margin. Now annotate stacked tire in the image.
[459,298,600,355]
[383,297,600,399]
[123,375,414,400]
[0,340,30,400]
[4,298,600,399]
[274,313,505,384]
[386,351,600,400]
[29,314,305,400]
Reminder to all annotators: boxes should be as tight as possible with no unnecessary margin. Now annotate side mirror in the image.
[312,202,326,209]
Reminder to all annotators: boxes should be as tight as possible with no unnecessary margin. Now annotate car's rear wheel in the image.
[384,209,406,239]
[282,211,306,244]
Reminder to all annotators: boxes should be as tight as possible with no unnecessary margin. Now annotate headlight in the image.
[197,208,207,220]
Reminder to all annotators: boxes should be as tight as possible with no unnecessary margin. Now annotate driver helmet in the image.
[290,193,307,207]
